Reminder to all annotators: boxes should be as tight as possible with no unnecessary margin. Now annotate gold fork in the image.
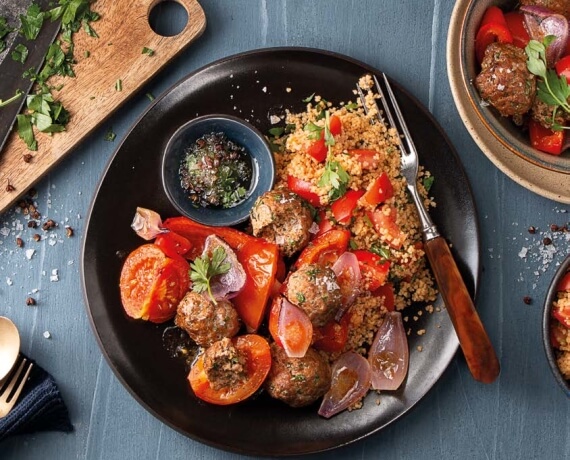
[357,74,500,383]
[0,355,33,418]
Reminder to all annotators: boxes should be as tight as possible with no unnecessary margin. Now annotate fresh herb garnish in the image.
[303,121,323,140]
[318,110,350,200]
[422,176,434,192]
[142,46,155,56]
[344,102,359,111]
[11,44,29,63]
[20,3,45,41]
[0,90,23,108]
[190,246,231,303]
[16,114,37,150]
[0,16,13,53]
[268,126,285,137]
[370,244,391,260]
[104,128,116,141]
[146,92,155,101]
[115,79,122,91]
[526,37,570,130]
[302,92,315,103]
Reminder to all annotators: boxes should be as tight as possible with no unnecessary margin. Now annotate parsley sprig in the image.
[0,16,13,52]
[526,37,570,130]
[190,246,231,303]
[317,110,350,200]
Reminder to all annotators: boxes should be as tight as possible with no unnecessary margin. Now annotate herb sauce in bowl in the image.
[180,132,252,209]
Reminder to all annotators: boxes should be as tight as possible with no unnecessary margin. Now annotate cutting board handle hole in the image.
[148,1,189,37]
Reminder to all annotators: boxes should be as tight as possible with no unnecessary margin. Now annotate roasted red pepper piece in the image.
[529,119,565,155]
[331,190,364,225]
[313,312,350,353]
[163,216,279,332]
[154,231,192,263]
[475,7,513,64]
[361,172,393,207]
[287,175,321,207]
[503,11,530,49]
[294,228,351,268]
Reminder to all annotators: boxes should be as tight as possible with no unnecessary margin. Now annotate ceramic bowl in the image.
[452,0,570,174]
[162,114,275,226]
[542,254,570,397]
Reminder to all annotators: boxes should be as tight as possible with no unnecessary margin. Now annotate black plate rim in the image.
[80,46,480,456]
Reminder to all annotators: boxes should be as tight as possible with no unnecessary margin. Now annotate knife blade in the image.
[0,0,61,154]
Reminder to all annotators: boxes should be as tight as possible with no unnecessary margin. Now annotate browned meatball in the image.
[284,264,342,327]
[175,292,240,347]
[475,42,536,124]
[250,189,314,257]
[202,338,247,391]
[531,97,570,128]
[520,0,570,19]
[264,344,331,407]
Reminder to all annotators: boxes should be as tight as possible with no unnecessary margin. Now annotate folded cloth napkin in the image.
[0,357,73,441]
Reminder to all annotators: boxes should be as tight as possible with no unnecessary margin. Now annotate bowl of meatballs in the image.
[449,0,570,174]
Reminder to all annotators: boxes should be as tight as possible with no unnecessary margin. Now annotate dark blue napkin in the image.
[0,358,73,441]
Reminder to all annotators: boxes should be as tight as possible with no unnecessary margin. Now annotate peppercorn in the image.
[23,153,33,163]
[523,296,532,305]
[33,234,41,242]
[27,220,38,229]
[528,226,536,234]
[42,219,57,230]
[543,237,552,246]
[26,297,36,306]
[16,237,24,248]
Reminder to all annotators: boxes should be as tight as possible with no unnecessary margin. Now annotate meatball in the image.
[531,97,570,128]
[520,0,570,19]
[203,338,248,391]
[250,189,314,257]
[175,292,240,347]
[475,42,536,124]
[284,264,342,327]
[264,344,331,407]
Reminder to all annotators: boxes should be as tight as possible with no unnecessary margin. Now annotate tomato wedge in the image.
[154,231,192,262]
[287,175,321,207]
[307,138,328,162]
[163,217,279,332]
[353,250,390,291]
[119,244,190,323]
[331,190,364,225]
[556,55,570,85]
[348,149,379,169]
[294,228,351,268]
[188,334,271,405]
[329,114,342,136]
[361,172,393,207]
[366,206,404,249]
[529,119,565,155]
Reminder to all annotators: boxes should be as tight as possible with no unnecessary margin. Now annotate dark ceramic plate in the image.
[81,48,480,456]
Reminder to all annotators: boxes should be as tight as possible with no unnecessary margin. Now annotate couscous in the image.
[551,272,570,379]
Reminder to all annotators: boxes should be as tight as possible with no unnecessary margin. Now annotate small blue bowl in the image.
[162,114,275,226]
[542,254,570,398]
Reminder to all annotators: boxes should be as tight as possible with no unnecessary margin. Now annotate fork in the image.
[0,355,33,418]
[357,74,500,383]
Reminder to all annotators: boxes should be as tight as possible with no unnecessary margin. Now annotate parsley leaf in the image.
[317,110,350,200]
[0,16,13,53]
[370,244,391,260]
[20,3,45,41]
[344,102,359,111]
[423,176,434,192]
[302,92,315,103]
[16,115,37,150]
[11,44,29,64]
[304,121,323,140]
[268,126,284,137]
[190,246,231,303]
[142,46,155,56]
[104,128,116,141]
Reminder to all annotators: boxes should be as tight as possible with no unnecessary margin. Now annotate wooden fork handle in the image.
[424,236,500,383]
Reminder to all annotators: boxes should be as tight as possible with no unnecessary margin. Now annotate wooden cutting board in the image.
[0,0,206,213]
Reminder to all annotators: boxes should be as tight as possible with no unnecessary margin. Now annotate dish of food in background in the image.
[82,48,479,455]
[448,0,570,203]
[543,254,570,397]
[162,114,275,226]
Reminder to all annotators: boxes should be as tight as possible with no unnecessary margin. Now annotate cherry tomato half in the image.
[188,334,272,405]
[313,313,350,353]
[307,138,328,162]
[154,231,192,263]
[556,55,570,85]
[119,244,190,323]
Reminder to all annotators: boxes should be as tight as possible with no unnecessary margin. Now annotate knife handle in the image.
[423,236,500,383]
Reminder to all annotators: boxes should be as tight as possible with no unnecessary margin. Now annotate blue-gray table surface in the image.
[1,1,569,459]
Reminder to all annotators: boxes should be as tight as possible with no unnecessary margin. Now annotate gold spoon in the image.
[0,316,20,381]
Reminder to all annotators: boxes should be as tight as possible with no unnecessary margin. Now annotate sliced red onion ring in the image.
[521,5,569,66]
[277,298,313,358]
[131,207,167,240]
[331,251,362,320]
[203,235,246,300]
[318,351,371,419]
[368,311,409,391]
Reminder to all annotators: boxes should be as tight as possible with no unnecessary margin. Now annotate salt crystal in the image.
[50,269,59,282]
[6,277,12,286]
[25,249,35,260]
[43,331,51,339]
[518,247,528,258]
[0,227,10,237]
[262,86,267,93]
[270,115,280,124]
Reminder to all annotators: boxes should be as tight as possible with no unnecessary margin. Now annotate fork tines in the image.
[0,356,33,418]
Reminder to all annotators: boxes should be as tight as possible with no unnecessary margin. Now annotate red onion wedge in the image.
[131,207,168,240]
[331,251,362,320]
[318,352,371,419]
[202,235,246,300]
[277,297,313,358]
[521,5,569,66]
[368,311,409,391]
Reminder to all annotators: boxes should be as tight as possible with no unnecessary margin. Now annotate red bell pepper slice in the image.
[162,216,279,332]
[352,250,390,291]
[529,119,565,155]
[480,5,508,28]
[556,55,570,84]
[475,23,513,64]
[331,190,364,225]
[361,172,393,207]
[287,175,321,207]
[294,228,350,268]
[503,11,530,49]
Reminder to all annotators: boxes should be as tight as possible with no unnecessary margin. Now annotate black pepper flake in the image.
[42,219,57,231]
[31,211,41,220]
[16,237,24,248]
[523,296,532,305]
[23,153,33,163]
[528,226,536,234]
[26,297,36,306]
[543,237,552,246]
